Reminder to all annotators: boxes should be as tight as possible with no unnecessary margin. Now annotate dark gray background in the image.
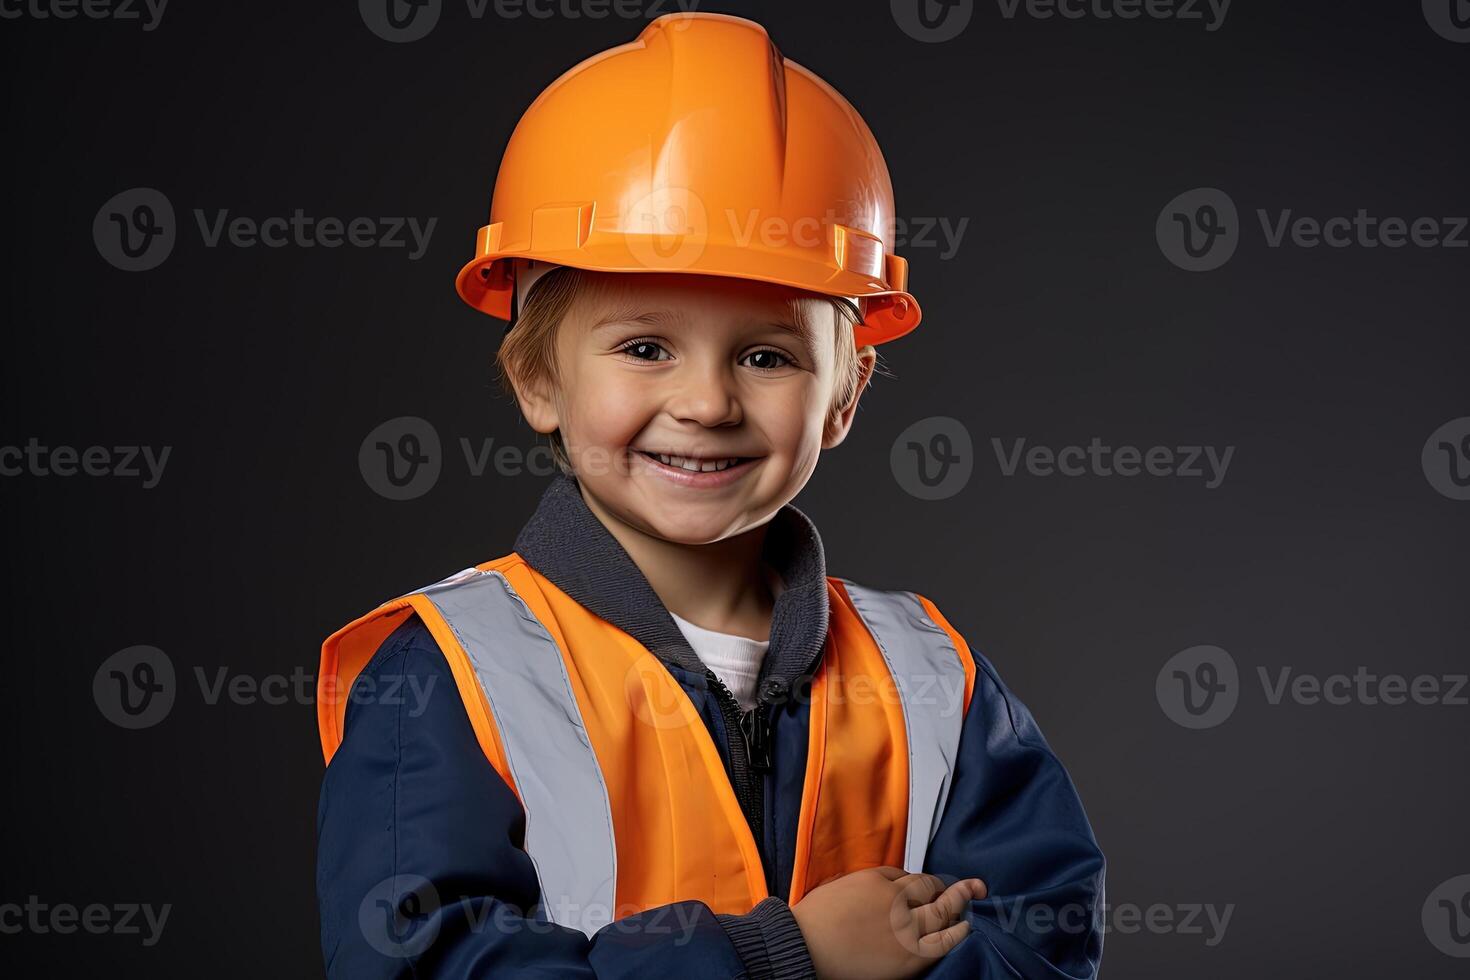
[2,0,1466,976]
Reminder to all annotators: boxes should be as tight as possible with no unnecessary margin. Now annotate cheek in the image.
[559,368,652,448]
[750,381,830,448]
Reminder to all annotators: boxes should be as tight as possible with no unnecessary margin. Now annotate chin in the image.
[629,504,753,546]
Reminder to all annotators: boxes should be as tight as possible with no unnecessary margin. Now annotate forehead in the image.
[571,271,837,338]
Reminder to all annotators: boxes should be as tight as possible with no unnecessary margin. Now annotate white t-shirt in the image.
[669,566,784,712]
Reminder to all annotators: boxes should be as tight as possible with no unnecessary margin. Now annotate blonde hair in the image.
[495,267,873,475]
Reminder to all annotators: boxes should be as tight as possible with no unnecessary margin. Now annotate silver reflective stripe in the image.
[840,580,968,874]
[418,569,618,938]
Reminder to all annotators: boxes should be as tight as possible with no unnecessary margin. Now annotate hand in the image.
[791,866,986,980]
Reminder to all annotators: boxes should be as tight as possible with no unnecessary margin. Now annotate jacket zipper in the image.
[703,668,775,894]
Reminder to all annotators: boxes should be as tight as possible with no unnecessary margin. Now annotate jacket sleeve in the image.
[317,615,814,980]
[918,622,1107,979]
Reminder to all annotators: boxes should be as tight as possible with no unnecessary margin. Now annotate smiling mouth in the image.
[634,451,757,473]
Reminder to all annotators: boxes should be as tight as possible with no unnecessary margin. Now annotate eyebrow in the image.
[770,302,820,355]
[590,306,689,330]
[765,319,818,359]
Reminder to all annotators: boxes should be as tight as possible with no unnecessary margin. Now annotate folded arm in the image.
[920,643,1106,979]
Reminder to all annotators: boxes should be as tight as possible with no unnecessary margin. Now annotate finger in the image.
[915,917,972,960]
[871,865,909,882]
[914,879,979,935]
[896,872,947,908]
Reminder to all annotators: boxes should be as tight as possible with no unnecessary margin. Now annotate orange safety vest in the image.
[318,553,975,937]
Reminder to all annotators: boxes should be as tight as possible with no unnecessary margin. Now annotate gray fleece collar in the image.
[513,472,831,697]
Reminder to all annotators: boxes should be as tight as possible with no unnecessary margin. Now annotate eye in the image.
[616,339,671,362]
[741,348,793,371]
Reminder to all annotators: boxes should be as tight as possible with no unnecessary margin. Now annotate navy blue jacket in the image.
[317,475,1105,978]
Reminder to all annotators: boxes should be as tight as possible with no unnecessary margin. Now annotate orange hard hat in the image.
[455,11,922,347]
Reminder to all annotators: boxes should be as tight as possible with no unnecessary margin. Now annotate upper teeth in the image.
[653,453,741,472]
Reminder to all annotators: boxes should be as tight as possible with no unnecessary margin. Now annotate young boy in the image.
[316,12,1104,980]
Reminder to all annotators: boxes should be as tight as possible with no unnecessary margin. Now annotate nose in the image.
[663,357,742,428]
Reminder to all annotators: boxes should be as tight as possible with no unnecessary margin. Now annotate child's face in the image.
[518,271,875,545]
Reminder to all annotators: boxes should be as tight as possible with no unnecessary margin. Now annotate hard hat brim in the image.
[456,238,922,348]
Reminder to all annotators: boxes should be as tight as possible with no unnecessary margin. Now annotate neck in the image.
[578,483,777,640]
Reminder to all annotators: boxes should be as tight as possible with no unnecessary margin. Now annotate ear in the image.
[822,345,878,450]
[506,362,562,437]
